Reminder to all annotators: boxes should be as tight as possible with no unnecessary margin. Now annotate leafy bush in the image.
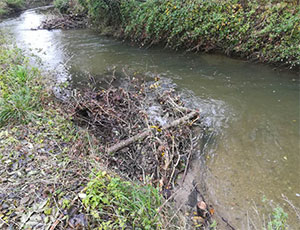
[78,0,122,25]
[77,0,300,69]
[54,0,70,13]
[0,0,24,17]
[82,170,162,229]
[5,0,24,9]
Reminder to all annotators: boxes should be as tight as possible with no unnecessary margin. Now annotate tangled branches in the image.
[70,73,204,192]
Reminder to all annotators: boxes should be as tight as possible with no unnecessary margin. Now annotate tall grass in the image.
[0,34,42,127]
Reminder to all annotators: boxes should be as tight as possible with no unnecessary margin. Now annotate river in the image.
[1,6,299,229]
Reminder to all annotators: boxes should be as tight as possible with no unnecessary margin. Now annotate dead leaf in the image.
[197,201,207,210]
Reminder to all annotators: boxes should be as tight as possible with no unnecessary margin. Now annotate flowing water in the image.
[1,7,299,229]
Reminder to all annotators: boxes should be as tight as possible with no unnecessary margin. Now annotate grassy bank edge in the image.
[0,0,53,19]
[62,0,300,71]
[0,33,167,229]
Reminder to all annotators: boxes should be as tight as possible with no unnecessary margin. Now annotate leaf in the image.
[78,193,87,199]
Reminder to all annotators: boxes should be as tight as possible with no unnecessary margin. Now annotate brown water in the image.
[1,7,299,229]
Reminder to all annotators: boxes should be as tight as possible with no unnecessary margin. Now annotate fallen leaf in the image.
[197,201,207,210]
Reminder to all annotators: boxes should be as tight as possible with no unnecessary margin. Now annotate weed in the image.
[0,34,43,127]
[267,206,288,230]
[82,170,162,229]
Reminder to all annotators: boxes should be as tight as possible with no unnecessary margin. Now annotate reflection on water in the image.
[1,7,299,228]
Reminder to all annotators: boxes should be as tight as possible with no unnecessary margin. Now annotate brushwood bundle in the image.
[69,72,204,192]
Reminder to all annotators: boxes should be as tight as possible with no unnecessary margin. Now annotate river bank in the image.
[0,33,216,229]
[1,4,299,229]
[0,0,52,19]
[53,0,300,71]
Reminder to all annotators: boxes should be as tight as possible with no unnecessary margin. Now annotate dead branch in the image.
[106,111,199,154]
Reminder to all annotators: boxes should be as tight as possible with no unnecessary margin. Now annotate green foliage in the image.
[54,0,70,13]
[83,170,162,229]
[0,0,25,17]
[267,207,288,230]
[77,0,300,68]
[77,0,122,25]
[4,0,24,9]
[0,35,42,127]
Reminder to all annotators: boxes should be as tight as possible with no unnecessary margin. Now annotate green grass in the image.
[0,34,43,127]
[82,170,162,230]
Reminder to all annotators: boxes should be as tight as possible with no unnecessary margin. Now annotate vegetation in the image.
[267,206,288,230]
[83,170,162,229]
[0,0,25,18]
[0,35,43,127]
[0,33,166,229]
[0,0,52,18]
[73,0,300,69]
[54,0,70,13]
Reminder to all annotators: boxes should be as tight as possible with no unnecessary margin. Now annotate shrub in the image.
[5,0,24,9]
[54,0,70,13]
[76,0,300,69]
[78,0,122,25]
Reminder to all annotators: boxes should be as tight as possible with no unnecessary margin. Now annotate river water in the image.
[1,7,299,229]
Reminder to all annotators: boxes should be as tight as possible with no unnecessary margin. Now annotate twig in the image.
[282,194,300,221]
[106,111,199,154]
[181,132,193,186]
[221,217,236,230]
[49,213,64,230]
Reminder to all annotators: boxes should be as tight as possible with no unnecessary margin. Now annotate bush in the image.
[54,0,70,13]
[121,0,300,68]
[76,0,300,69]
[5,0,24,9]
[78,0,122,25]
[82,170,162,229]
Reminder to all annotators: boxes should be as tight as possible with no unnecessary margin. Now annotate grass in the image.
[0,34,43,127]
[0,32,167,229]
[82,170,163,230]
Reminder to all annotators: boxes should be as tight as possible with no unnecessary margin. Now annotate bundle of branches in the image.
[69,73,203,192]
[38,14,86,30]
